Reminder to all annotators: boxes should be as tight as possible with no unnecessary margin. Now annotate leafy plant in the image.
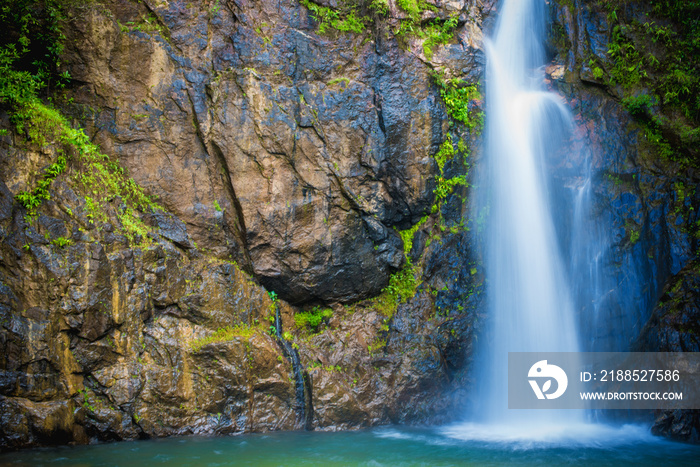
[301,0,368,34]
[607,24,646,88]
[399,215,428,256]
[366,263,419,318]
[15,155,66,216]
[622,93,654,119]
[14,101,161,242]
[369,0,389,16]
[294,306,332,331]
[2,2,162,242]
[600,0,700,167]
[630,229,640,244]
[420,16,459,60]
[435,75,483,130]
[51,236,72,248]
[209,0,221,17]
[0,0,71,108]
[299,0,458,61]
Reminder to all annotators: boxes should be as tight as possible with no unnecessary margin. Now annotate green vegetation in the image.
[78,388,96,413]
[294,306,333,332]
[367,336,387,354]
[644,1,700,122]
[209,0,221,18]
[0,0,72,108]
[307,361,342,372]
[629,229,640,244]
[51,236,72,248]
[387,72,480,318]
[419,15,458,60]
[300,0,459,61]
[598,1,700,167]
[621,93,654,119]
[434,73,483,131]
[118,13,168,38]
[1,1,162,244]
[328,77,350,88]
[300,0,369,34]
[396,0,423,19]
[367,262,419,318]
[673,181,695,215]
[267,290,279,335]
[369,0,389,16]
[432,134,468,211]
[189,324,261,352]
[589,59,605,80]
[396,70,480,258]
[625,219,641,245]
[606,19,646,88]
[398,215,428,255]
[15,102,161,242]
[15,155,66,214]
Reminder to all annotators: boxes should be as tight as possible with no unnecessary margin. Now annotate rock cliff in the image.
[549,0,700,442]
[1,0,698,450]
[1,0,489,449]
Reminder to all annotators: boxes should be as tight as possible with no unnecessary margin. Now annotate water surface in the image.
[1,424,698,466]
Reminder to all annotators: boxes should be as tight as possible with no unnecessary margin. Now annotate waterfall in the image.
[474,0,580,423]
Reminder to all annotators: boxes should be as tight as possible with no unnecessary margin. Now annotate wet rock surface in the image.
[549,0,700,442]
[633,262,700,444]
[1,0,489,451]
[58,0,497,305]
[2,0,699,450]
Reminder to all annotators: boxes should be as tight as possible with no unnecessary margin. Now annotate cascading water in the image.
[444,1,660,443]
[476,0,580,424]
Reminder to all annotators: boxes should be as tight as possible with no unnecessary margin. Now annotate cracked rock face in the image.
[6,0,699,452]
[61,0,498,304]
[1,0,494,451]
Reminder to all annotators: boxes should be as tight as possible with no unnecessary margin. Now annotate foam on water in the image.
[440,422,661,450]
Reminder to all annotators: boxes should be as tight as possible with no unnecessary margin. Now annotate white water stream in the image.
[448,0,655,444]
[478,0,580,423]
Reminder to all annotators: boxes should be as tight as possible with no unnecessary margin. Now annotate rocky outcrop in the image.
[633,262,700,443]
[1,0,488,451]
[2,0,698,451]
[61,0,492,305]
[0,146,482,450]
[548,0,700,442]
[548,0,699,351]
[635,261,700,354]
